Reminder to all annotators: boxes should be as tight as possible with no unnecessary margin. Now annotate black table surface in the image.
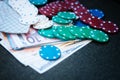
[0,0,120,80]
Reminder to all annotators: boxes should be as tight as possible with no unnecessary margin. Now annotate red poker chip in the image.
[87,16,103,29]
[43,5,51,9]
[47,1,65,12]
[39,7,54,17]
[39,1,67,17]
[101,21,119,33]
[70,4,81,11]
[64,0,119,34]
[49,3,58,9]
[56,1,68,11]
[65,0,82,10]
[78,12,93,24]
[58,1,68,11]
[46,1,60,9]
[70,2,86,11]
[74,9,88,16]
[64,0,76,8]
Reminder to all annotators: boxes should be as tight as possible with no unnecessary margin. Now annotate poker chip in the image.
[57,26,76,40]
[39,1,68,17]
[63,0,119,34]
[88,16,103,29]
[38,27,55,38]
[37,15,49,22]
[65,0,79,9]
[39,7,55,17]
[69,26,85,39]
[101,21,119,33]
[74,20,88,27]
[52,26,69,40]
[48,1,62,10]
[74,7,88,16]
[39,45,61,60]
[29,0,47,5]
[90,29,109,42]
[70,2,81,11]
[33,20,53,29]
[89,9,104,19]
[52,15,72,24]
[79,12,93,24]
[80,27,93,39]
[57,12,76,20]
[58,1,68,11]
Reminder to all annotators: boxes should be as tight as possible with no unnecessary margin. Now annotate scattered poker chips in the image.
[89,9,104,19]
[58,12,76,20]
[52,15,72,24]
[38,25,109,42]
[29,0,47,5]
[39,45,61,60]
[6,0,119,61]
[65,0,119,34]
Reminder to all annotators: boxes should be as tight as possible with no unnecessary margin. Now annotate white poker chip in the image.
[39,45,61,60]
[33,20,53,29]
[37,15,49,23]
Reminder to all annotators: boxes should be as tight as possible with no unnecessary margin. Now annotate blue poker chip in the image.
[74,20,88,27]
[89,9,104,19]
[39,45,61,60]
[29,0,47,5]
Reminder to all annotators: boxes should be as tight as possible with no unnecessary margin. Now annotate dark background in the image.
[0,0,120,80]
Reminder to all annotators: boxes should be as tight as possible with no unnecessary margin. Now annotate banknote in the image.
[0,32,91,74]
[6,28,61,50]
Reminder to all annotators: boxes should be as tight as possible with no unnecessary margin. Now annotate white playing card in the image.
[0,1,30,33]
[19,15,40,25]
[8,0,39,25]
